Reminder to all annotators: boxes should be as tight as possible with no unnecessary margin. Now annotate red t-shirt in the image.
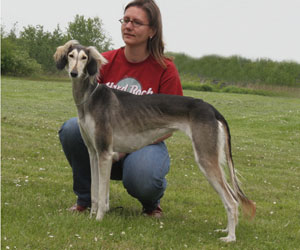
[98,47,183,96]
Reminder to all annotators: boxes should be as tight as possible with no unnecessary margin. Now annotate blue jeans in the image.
[58,117,170,211]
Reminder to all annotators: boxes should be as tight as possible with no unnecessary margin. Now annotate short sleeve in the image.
[158,61,183,96]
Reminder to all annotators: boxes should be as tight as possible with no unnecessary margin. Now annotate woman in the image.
[59,0,183,218]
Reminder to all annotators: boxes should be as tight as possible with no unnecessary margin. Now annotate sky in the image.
[2,0,300,63]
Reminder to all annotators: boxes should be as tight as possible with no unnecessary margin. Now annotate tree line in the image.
[2,15,300,87]
[1,15,113,76]
[170,53,300,87]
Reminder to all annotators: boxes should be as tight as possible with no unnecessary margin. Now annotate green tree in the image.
[1,37,42,76]
[67,15,113,52]
[19,25,65,72]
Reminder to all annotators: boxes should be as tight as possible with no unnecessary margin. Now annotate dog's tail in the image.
[215,109,256,219]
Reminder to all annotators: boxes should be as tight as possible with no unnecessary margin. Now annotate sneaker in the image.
[142,205,163,218]
[68,204,89,212]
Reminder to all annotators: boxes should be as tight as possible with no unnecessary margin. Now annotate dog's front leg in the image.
[89,150,99,216]
[78,125,100,217]
[95,150,113,221]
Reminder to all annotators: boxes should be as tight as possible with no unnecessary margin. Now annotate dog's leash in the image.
[75,83,100,106]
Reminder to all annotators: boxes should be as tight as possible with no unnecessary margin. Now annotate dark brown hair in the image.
[125,0,167,68]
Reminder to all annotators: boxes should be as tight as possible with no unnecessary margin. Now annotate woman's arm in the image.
[152,133,173,144]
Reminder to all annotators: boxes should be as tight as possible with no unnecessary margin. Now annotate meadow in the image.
[2,77,300,249]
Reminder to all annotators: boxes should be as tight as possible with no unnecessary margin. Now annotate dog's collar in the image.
[75,83,100,106]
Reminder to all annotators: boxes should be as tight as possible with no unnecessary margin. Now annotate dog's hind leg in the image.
[195,150,238,242]
[191,125,238,242]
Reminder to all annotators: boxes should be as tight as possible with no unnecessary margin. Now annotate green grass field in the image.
[2,77,300,249]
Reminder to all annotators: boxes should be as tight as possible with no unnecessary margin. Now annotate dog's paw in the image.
[96,210,105,221]
[219,235,236,243]
[215,228,228,233]
[90,202,98,216]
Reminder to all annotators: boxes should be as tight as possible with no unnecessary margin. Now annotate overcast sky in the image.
[2,0,300,62]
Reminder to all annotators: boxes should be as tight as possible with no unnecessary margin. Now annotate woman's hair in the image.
[125,0,168,68]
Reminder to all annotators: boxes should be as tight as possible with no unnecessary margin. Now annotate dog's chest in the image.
[78,114,97,147]
[112,128,172,153]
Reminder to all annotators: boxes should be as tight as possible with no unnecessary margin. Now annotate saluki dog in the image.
[54,40,255,242]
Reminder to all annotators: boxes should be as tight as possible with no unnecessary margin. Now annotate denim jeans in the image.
[58,117,170,211]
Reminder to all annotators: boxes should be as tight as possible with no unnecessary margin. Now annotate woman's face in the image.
[121,6,155,48]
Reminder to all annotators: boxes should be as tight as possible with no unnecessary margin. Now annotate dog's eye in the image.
[69,54,74,58]
[82,56,87,60]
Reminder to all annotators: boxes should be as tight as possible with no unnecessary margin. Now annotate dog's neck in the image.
[72,76,97,114]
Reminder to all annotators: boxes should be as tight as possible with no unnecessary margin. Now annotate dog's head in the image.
[53,40,108,79]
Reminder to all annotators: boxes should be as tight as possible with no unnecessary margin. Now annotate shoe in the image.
[143,205,163,218]
[68,204,89,212]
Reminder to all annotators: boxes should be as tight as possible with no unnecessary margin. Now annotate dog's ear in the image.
[55,55,68,70]
[86,57,98,76]
[53,40,79,70]
[86,46,108,76]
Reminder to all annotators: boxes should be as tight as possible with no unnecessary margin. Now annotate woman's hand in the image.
[112,152,127,163]
[152,133,173,144]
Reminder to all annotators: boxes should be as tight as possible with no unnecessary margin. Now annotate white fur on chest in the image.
[78,113,97,148]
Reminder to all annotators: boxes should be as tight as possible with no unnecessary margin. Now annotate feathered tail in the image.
[215,107,256,219]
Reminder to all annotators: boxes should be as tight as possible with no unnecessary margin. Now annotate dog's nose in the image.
[70,70,78,78]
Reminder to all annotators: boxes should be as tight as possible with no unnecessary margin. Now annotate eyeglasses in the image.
[119,18,149,28]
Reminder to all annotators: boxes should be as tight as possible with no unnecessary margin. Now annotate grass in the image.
[2,77,300,249]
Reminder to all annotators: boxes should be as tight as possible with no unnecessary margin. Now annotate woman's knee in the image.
[59,117,81,145]
[58,117,90,172]
[122,143,170,200]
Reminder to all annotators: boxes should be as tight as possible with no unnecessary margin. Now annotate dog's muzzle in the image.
[70,70,78,78]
